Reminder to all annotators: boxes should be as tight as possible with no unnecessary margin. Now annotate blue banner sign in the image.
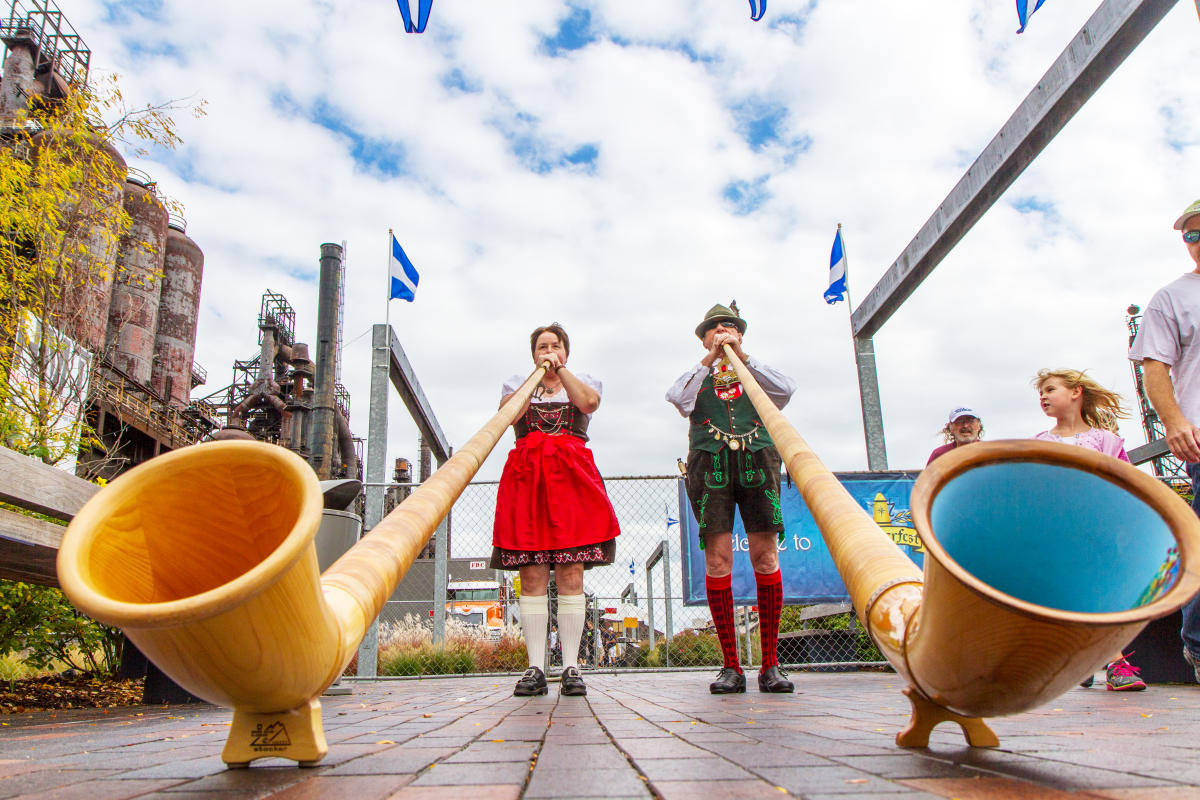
[678,471,923,606]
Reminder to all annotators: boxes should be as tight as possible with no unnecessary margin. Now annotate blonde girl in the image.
[1033,369,1144,690]
[1033,368,1131,463]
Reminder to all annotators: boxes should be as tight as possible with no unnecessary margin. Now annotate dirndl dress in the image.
[490,374,620,570]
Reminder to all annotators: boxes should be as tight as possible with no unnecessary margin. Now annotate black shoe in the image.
[1079,674,1095,688]
[560,666,587,696]
[513,666,548,696]
[709,667,746,694]
[758,666,794,693]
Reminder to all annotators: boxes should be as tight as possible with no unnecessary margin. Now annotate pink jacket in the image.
[1033,428,1130,463]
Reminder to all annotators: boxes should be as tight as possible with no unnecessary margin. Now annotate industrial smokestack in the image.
[150,220,204,407]
[0,40,36,120]
[310,243,342,479]
[106,176,168,384]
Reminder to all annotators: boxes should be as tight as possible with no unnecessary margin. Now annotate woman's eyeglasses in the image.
[1185,230,1200,244]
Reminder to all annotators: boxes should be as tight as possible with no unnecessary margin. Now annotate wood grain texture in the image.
[55,364,549,722]
[0,500,69,586]
[319,365,548,669]
[722,345,1200,722]
[720,344,922,679]
[0,445,98,520]
[0,534,61,587]
[907,439,1200,717]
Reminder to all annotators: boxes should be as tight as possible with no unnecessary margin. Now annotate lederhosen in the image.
[684,363,784,546]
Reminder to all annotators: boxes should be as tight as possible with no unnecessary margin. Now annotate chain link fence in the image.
[354,475,884,678]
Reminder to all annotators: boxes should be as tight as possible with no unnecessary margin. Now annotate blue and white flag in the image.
[748,0,766,22]
[666,503,679,528]
[824,228,847,305]
[389,234,419,302]
[1016,0,1045,33]
[396,0,432,33]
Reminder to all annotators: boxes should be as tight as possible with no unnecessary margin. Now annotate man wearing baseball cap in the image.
[1128,198,1200,682]
[666,302,797,694]
[926,407,983,465]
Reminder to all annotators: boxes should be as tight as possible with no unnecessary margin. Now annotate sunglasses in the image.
[712,320,740,330]
[1185,230,1200,244]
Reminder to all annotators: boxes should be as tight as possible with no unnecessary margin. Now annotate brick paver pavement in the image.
[2,671,1199,799]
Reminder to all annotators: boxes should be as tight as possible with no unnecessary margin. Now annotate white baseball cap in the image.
[948,407,979,423]
[1174,199,1200,231]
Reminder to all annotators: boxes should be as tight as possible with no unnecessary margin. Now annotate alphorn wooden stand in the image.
[58,365,550,767]
[721,344,1200,747]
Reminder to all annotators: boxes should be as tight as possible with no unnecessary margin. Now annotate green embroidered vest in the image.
[688,367,775,454]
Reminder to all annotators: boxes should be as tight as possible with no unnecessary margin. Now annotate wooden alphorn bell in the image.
[721,343,1200,746]
[56,363,551,767]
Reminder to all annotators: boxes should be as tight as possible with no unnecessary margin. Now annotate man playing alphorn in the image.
[666,302,797,693]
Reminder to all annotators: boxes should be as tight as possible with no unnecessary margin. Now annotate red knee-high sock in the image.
[706,573,741,672]
[756,569,783,670]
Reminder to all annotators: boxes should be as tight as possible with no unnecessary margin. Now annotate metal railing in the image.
[0,0,90,89]
[353,474,885,678]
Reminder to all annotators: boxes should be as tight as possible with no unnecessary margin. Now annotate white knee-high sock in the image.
[520,594,549,670]
[557,593,587,670]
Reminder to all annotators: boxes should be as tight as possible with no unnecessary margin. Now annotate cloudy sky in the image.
[54,0,1200,483]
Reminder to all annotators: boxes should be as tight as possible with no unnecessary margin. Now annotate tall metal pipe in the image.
[310,243,342,479]
[288,342,314,455]
[722,344,1200,746]
[57,363,549,766]
[334,409,358,478]
[258,325,276,384]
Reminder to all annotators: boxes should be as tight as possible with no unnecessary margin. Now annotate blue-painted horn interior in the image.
[930,463,1179,613]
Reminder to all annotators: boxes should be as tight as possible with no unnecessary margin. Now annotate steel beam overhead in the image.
[851,0,1178,340]
[382,324,451,465]
[1128,437,1170,465]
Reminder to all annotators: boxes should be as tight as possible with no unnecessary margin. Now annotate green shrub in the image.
[0,579,122,680]
[669,631,725,666]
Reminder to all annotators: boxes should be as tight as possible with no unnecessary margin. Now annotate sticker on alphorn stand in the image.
[222,698,328,768]
[896,686,999,748]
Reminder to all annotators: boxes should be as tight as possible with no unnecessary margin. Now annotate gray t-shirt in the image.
[1129,272,1200,425]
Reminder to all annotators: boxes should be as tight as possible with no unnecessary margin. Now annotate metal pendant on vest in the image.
[689,357,774,454]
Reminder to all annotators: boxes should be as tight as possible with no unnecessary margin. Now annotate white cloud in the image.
[46,0,1200,491]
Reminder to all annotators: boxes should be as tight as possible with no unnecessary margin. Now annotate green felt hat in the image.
[695,301,746,338]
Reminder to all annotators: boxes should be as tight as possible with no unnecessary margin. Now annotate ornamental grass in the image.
[376,615,527,676]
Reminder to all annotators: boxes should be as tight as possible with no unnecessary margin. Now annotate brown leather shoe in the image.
[709,667,746,694]
[757,666,794,693]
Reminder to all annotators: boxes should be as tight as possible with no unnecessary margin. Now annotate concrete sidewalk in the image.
[2,671,1199,799]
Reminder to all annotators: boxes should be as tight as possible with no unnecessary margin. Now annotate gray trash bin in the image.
[317,508,361,694]
[316,508,361,572]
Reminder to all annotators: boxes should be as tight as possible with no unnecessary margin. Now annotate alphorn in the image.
[56,363,550,767]
[722,344,1200,746]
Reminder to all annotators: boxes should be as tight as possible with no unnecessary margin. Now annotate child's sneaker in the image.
[1184,648,1200,683]
[1105,655,1146,691]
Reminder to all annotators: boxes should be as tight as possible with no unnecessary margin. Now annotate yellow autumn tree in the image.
[0,73,203,465]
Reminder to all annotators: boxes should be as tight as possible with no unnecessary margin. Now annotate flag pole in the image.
[385,228,392,338]
[838,224,852,310]
[838,223,888,470]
